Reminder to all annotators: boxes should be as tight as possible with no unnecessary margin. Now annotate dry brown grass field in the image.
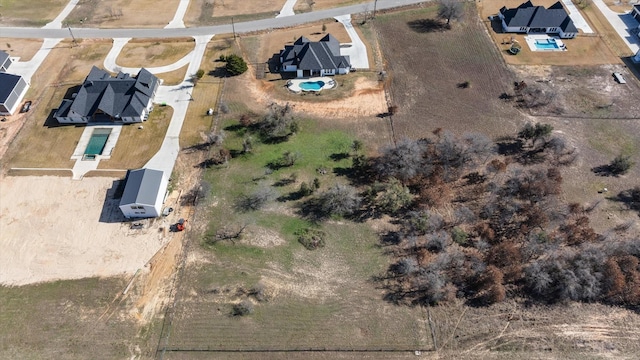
[0,38,44,62]
[376,5,521,139]
[178,38,229,148]
[64,0,179,28]
[116,38,195,68]
[0,0,68,26]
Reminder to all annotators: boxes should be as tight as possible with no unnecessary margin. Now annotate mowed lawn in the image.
[374,4,522,139]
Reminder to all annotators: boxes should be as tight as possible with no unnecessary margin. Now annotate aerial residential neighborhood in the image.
[0,0,639,359]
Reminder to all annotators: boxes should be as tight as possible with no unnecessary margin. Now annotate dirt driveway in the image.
[0,175,177,286]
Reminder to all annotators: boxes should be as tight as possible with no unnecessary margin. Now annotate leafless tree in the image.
[437,0,464,25]
[375,138,430,182]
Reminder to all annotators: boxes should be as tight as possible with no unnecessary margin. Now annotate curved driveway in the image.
[0,0,428,39]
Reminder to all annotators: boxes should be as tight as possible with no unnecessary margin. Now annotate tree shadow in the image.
[496,137,524,156]
[609,188,640,214]
[208,66,229,78]
[329,152,350,161]
[276,190,306,202]
[591,164,616,177]
[183,142,211,153]
[224,123,245,132]
[407,19,450,33]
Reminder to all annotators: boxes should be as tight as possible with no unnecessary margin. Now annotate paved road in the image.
[0,0,428,39]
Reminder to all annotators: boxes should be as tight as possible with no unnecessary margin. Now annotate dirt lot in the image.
[0,176,170,285]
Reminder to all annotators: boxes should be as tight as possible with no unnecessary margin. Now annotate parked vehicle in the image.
[613,72,626,84]
[20,100,32,113]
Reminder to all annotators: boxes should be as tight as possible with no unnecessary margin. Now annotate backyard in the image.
[478,0,624,65]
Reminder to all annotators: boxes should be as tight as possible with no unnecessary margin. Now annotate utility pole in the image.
[67,24,77,47]
[231,17,236,40]
[373,0,378,19]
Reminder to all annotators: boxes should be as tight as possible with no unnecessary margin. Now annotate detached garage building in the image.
[0,50,29,115]
[119,168,168,218]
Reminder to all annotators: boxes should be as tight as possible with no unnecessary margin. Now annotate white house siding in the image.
[121,204,157,218]
[338,68,350,75]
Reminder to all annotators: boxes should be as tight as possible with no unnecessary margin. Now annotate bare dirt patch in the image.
[240,226,287,248]
[240,73,387,119]
[0,176,175,285]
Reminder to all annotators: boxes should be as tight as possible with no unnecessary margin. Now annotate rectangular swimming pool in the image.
[84,128,111,155]
[535,39,560,50]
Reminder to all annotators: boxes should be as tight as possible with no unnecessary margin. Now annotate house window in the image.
[520,27,527,31]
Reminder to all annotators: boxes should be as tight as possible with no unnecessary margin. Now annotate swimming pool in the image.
[299,80,325,92]
[84,128,111,155]
[534,39,560,50]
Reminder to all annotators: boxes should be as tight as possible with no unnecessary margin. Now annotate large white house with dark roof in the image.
[119,168,168,218]
[0,50,29,116]
[498,1,578,39]
[54,66,159,124]
[279,34,351,78]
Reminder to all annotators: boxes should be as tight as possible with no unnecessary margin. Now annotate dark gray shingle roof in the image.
[120,168,165,207]
[56,66,158,119]
[280,34,351,71]
[500,1,577,33]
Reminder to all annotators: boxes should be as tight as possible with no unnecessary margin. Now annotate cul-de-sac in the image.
[1,0,639,359]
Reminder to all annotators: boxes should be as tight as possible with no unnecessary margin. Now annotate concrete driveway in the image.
[335,14,370,69]
[592,0,639,54]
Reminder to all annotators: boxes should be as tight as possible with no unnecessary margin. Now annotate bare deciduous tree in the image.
[437,0,464,25]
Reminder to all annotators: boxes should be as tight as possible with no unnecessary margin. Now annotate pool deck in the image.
[287,77,337,93]
[524,35,566,52]
[70,125,123,179]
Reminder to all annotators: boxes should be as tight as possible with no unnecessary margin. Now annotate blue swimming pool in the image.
[84,128,111,155]
[535,39,560,50]
[299,80,325,91]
